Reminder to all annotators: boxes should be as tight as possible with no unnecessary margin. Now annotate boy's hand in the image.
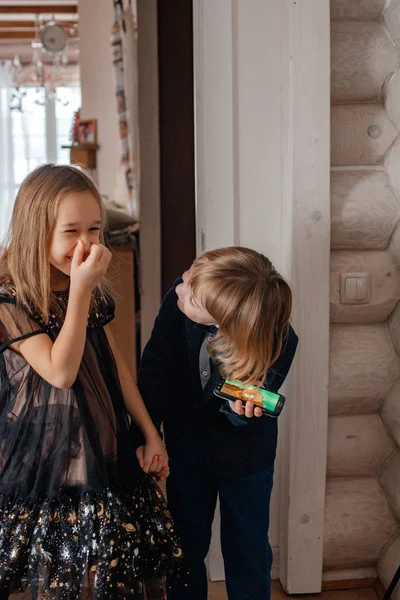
[229,400,263,418]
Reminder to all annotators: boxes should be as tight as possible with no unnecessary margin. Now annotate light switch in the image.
[340,273,371,305]
[345,277,357,301]
[356,276,369,301]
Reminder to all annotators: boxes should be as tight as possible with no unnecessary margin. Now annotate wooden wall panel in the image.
[384,0,400,48]
[382,381,400,447]
[331,0,387,20]
[324,478,398,569]
[331,170,400,251]
[389,222,400,272]
[331,22,397,103]
[331,105,398,166]
[380,451,400,520]
[329,0,400,586]
[379,0,400,578]
[385,69,400,132]
[389,302,400,355]
[330,250,400,324]
[385,137,400,198]
[329,324,400,414]
[327,415,394,477]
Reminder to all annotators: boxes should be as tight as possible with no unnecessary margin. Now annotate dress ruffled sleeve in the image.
[0,296,45,353]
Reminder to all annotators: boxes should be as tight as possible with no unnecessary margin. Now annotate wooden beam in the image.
[278,0,330,594]
[0,31,76,40]
[0,6,77,14]
[0,30,36,39]
[0,20,75,28]
[322,578,377,591]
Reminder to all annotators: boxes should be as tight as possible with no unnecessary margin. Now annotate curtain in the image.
[123,1,140,219]
[0,61,15,244]
[111,0,140,220]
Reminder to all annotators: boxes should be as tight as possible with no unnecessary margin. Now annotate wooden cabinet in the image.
[109,244,137,377]
[62,144,98,169]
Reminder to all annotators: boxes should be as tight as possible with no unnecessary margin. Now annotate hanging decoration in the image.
[10,16,79,112]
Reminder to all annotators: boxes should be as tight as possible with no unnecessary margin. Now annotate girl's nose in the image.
[79,235,91,252]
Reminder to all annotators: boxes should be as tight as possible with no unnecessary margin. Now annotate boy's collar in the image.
[192,322,219,335]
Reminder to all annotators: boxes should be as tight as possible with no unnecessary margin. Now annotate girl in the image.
[137,247,299,600]
[0,164,184,599]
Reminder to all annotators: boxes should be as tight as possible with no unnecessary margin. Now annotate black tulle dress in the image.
[0,285,184,599]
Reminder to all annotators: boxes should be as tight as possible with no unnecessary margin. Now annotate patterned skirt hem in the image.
[0,476,186,599]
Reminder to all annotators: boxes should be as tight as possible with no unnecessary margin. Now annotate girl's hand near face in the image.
[70,241,111,293]
[14,240,111,390]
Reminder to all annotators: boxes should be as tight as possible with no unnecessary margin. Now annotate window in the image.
[11,85,81,190]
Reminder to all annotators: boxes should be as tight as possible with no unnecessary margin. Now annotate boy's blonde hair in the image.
[0,164,108,320]
[188,247,292,385]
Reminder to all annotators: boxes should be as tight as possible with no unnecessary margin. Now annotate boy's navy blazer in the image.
[137,279,298,477]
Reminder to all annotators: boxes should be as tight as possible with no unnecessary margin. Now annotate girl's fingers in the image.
[154,456,165,472]
[72,240,85,268]
[85,244,102,264]
[148,456,159,473]
[148,459,156,472]
[142,454,152,473]
[136,446,144,469]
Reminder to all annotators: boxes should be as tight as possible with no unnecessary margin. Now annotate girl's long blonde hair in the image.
[188,247,292,385]
[0,164,108,320]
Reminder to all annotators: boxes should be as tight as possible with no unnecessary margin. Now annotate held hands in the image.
[229,400,263,418]
[70,241,112,292]
[136,435,170,482]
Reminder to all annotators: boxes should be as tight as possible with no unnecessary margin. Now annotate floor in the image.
[9,581,381,599]
[208,581,380,599]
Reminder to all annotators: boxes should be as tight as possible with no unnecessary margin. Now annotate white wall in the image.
[194,0,287,573]
[78,0,120,200]
[194,0,330,592]
[194,0,287,580]
[194,0,285,271]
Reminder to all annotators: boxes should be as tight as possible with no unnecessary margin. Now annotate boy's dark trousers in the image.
[167,438,274,600]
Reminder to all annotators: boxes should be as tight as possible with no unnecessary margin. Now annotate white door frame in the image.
[192,0,330,593]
